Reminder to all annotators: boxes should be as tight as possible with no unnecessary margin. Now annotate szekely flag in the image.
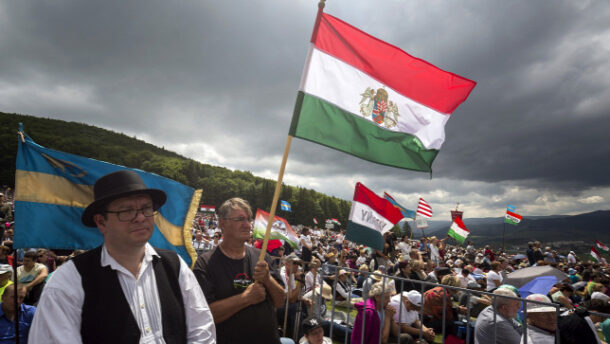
[505,210,522,225]
[280,200,292,212]
[416,198,433,218]
[596,240,609,252]
[289,10,476,172]
[448,217,470,244]
[591,246,601,261]
[345,182,404,251]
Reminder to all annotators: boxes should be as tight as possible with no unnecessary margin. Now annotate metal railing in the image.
[287,264,608,344]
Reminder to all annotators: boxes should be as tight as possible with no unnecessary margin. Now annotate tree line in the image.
[0,112,351,227]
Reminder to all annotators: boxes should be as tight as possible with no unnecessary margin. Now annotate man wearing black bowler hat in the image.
[29,169,216,343]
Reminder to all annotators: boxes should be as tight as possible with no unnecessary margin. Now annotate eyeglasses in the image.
[222,216,251,223]
[105,205,157,222]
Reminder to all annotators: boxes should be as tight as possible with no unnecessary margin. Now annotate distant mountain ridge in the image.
[412,210,610,255]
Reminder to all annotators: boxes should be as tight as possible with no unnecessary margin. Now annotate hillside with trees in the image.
[0,112,351,226]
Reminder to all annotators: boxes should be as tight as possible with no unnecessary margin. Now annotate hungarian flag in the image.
[345,182,404,250]
[416,198,433,218]
[591,246,601,261]
[313,218,318,225]
[596,240,609,252]
[289,10,476,172]
[200,205,215,213]
[331,218,341,226]
[505,210,522,225]
[448,217,470,244]
[252,209,299,249]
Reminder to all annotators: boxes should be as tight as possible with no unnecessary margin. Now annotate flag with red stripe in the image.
[596,240,609,252]
[289,10,476,172]
[505,210,522,225]
[417,198,433,218]
[591,246,601,261]
[346,182,404,250]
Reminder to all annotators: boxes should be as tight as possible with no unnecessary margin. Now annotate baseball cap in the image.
[525,294,557,313]
[0,264,11,275]
[404,290,422,308]
[591,292,610,302]
[302,317,323,335]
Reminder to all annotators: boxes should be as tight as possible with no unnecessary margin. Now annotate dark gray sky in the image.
[2,1,609,219]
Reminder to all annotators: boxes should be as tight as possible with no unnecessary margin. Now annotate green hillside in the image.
[0,112,351,226]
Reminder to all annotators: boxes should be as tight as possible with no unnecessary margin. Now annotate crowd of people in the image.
[1,177,610,343]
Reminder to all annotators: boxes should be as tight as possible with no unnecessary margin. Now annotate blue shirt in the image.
[0,303,36,344]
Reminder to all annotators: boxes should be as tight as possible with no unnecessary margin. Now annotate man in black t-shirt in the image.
[193,197,286,344]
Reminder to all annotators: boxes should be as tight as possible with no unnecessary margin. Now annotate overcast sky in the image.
[2,1,609,220]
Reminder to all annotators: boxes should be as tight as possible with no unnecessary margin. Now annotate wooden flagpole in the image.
[257,0,326,262]
[258,135,293,261]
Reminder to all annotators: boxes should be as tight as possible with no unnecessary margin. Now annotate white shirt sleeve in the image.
[29,260,84,344]
[178,257,216,343]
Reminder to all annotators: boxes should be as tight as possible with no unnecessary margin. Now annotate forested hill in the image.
[0,112,351,226]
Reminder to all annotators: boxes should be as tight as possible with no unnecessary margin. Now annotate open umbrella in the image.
[510,254,527,261]
[503,265,569,288]
[519,275,558,299]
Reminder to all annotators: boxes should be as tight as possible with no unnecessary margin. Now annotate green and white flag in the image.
[252,209,299,249]
[289,11,476,172]
[505,210,522,225]
[448,217,470,244]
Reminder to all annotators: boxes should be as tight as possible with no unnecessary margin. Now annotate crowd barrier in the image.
[294,264,609,344]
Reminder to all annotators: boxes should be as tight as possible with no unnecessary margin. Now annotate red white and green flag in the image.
[596,240,609,252]
[505,210,522,225]
[313,217,318,225]
[448,217,470,244]
[331,218,341,226]
[591,246,601,261]
[252,209,299,249]
[345,182,404,250]
[200,205,215,213]
[289,10,476,172]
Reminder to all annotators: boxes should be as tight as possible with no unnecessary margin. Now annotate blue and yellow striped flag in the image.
[14,124,201,266]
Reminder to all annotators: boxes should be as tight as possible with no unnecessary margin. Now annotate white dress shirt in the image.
[29,244,215,343]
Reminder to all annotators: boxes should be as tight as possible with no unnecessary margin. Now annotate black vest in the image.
[73,246,187,344]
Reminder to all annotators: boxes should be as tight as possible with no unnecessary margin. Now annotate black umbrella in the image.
[503,265,569,288]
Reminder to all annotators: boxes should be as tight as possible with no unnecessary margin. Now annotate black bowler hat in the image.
[81,170,166,227]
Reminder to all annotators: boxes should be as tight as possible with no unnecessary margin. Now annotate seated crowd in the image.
[1,184,610,343]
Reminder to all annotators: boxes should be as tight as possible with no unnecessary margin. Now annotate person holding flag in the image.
[193,197,287,344]
[29,170,216,343]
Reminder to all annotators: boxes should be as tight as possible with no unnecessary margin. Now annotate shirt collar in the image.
[100,243,160,271]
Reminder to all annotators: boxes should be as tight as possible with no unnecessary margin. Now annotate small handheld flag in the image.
[505,210,522,225]
[448,217,470,244]
[591,246,601,261]
[280,200,292,212]
[200,205,215,213]
[596,240,609,252]
[252,209,298,248]
[384,192,416,219]
[345,183,404,250]
[313,218,318,225]
[416,198,433,218]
